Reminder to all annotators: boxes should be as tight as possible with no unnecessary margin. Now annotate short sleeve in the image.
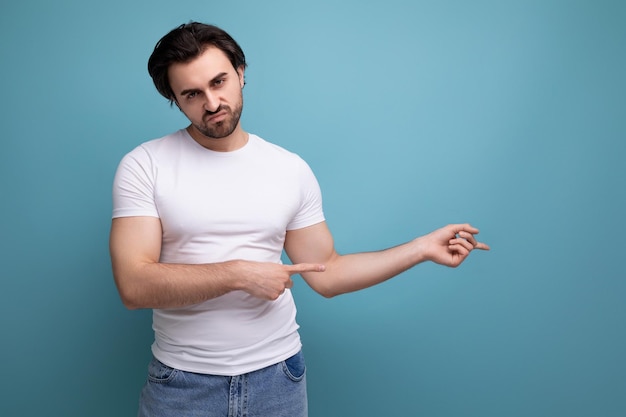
[286,158,325,230]
[112,146,160,219]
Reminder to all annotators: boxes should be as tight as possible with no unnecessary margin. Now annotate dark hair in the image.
[147,22,247,104]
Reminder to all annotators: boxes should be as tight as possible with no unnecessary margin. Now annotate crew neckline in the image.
[181,129,255,157]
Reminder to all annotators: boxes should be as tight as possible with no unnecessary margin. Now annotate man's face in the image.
[169,46,245,140]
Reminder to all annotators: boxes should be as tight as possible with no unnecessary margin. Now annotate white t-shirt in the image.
[112,129,325,375]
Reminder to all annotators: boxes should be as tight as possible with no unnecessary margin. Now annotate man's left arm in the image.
[284,221,490,298]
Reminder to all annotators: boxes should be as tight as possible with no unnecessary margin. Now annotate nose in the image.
[203,91,220,113]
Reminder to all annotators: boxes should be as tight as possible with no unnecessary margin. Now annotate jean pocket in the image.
[282,350,306,382]
[147,357,179,384]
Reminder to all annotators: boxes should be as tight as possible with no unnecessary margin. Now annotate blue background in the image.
[1,0,624,416]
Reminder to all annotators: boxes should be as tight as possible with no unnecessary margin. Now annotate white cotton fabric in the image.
[112,130,325,375]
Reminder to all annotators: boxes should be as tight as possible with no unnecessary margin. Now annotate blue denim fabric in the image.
[137,350,308,417]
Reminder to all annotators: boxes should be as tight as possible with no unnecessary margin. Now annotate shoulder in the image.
[249,134,307,165]
[136,129,187,155]
[119,129,188,165]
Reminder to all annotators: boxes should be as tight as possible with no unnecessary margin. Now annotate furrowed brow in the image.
[178,72,229,97]
[179,87,200,97]
[210,72,229,84]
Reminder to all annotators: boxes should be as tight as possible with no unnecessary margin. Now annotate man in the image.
[110,22,489,417]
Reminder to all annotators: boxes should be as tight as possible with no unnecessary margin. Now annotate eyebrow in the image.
[179,72,229,97]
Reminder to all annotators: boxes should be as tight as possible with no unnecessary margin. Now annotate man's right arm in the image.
[109,216,324,309]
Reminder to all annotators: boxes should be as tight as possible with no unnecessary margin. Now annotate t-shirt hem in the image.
[286,215,326,231]
[111,210,159,219]
[151,342,303,376]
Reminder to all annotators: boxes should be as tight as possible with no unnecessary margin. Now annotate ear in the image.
[237,65,245,88]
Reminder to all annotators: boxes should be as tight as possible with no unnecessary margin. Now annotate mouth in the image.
[205,109,228,124]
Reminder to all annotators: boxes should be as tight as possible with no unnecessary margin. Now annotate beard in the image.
[192,100,243,139]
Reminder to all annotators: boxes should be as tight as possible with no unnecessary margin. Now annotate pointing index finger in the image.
[475,242,491,251]
[285,263,326,275]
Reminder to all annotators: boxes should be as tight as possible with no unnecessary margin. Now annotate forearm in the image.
[113,260,246,310]
[305,238,427,298]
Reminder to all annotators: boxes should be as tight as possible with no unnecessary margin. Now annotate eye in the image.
[186,91,199,100]
[213,78,226,87]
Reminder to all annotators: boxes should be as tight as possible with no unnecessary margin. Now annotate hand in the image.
[237,261,326,300]
[418,223,490,268]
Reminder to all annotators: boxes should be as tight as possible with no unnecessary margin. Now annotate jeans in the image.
[137,350,308,417]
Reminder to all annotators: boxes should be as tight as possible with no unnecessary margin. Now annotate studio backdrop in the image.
[1,1,624,416]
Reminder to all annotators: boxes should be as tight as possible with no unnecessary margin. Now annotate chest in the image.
[153,156,301,239]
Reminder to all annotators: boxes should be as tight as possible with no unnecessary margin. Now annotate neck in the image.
[186,125,249,152]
